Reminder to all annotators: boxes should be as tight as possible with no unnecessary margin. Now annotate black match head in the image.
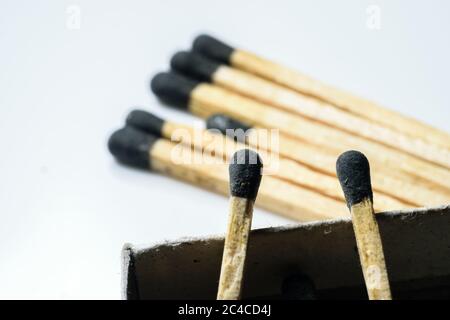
[170,51,221,83]
[206,114,252,133]
[107,126,157,169]
[126,109,165,138]
[192,34,234,64]
[281,274,317,300]
[336,150,373,208]
[150,72,200,109]
[229,149,263,200]
[206,114,252,143]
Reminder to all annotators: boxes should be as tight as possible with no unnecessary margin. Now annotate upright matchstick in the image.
[336,150,392,300]
[217,149,263,300]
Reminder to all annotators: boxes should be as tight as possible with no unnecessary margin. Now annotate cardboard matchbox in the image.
[122,205,450,299]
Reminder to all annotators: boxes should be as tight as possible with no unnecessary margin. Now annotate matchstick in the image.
[336,150,392,300]
[206,114,450,207]
[171,51,450,167]
[108,126,348,221]
[126,109,411,211]
[281,274,317,300]
[150,72,450,194]
[217,149,262,300]
[192,34,450,150]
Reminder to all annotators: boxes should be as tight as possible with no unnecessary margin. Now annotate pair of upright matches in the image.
[219,149,391,300]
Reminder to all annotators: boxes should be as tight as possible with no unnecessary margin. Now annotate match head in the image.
[206,114,252,143]
[336,150,373,208]
[126,109,165,138]
[192,34,234,64]
[229,149,263,200]
[108,126,157,169]
[150,72,200,109]
[170,51,221,82]
[206,114,252,133]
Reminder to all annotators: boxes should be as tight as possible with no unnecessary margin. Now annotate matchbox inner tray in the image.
[122,205,450,300]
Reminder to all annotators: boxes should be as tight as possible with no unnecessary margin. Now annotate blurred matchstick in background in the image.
[126,109,409,211]
[171,51,450,168]
[192,34,450,150]
[108,126,348,221]
[150,72,450,198]
[205,114,450,207]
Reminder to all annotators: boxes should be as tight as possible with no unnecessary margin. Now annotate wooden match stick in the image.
[336,150,392,300]
[192,34,450,151]
[281,274,317,300]
[217,149,262,300]
[206,114,450,207]
[150,72,450,194]
[171,51,450,167]
[108,126,348,221]
[126,109,411,211]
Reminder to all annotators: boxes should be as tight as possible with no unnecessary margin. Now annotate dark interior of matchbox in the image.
[278,276,450,300]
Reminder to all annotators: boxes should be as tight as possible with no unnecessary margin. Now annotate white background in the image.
[0,0,449,299]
